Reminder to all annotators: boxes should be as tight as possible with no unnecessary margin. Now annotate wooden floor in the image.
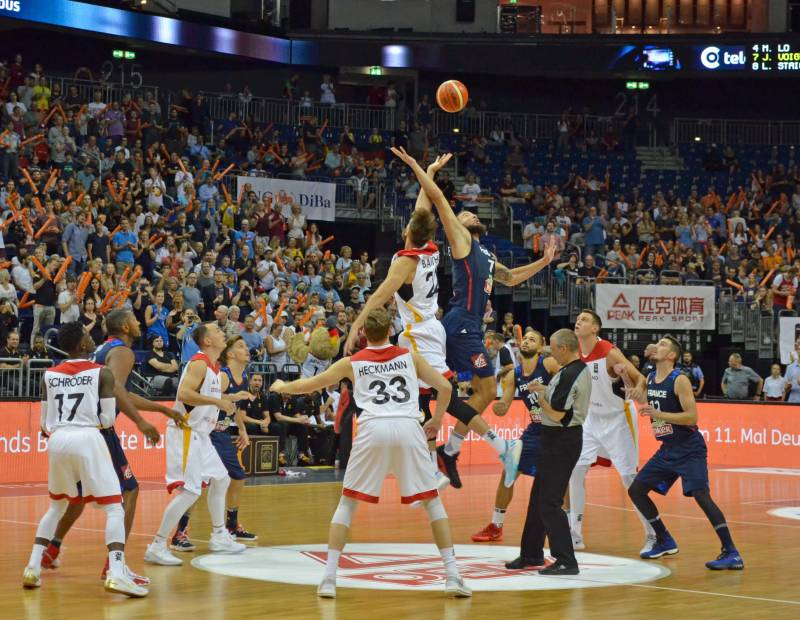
[2,465,800,619]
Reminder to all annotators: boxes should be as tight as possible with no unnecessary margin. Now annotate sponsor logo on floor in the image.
[192,543,670,591]
[768,507,800,521]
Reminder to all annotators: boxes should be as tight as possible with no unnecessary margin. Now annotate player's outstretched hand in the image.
[235,433,250,450]
[492,401,509,416]
[422,418,442,440]
[269,379,287,393]
[390,146,417,167]
[138,420,161,445]
[218,399,236,415]
[163,407,185,427]
[612,363,630,380]
[427,153,452,176]
[343,330,359,356]
[543,237,559,263]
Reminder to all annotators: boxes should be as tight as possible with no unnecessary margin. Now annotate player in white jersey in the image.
[343,152,522,492]
[23,322,147,597]
[144,323,247,566]
[272,308,471,599]
[569,310,657,553]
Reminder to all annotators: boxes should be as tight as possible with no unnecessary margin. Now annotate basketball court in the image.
[4,464,799,618]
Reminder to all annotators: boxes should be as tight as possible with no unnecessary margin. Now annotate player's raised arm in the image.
[270,358,354,396]
[391,147,471,258]
[178,359,235,415]
[492,366,516,416]
[344,257,417,354]
[609,347,647,403]
[104,346,161,443]
[494,237,559,287]
[412,352,452,439]
[410,154,451,215]
[640,374,698,426]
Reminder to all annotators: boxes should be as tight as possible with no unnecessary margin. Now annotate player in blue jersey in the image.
[422,151,558,487]
[472,329,560,544]
[622,336,744,569]
[169,336,257,551]
[41,309,183,584]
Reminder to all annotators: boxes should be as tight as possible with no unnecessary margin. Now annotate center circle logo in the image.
[192,543,670,592]
[769,507,800,521]
[700,46,721,69]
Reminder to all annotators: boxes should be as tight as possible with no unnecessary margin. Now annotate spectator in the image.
[30,257,57,346]
[762,364,787,401]
[29,334,50,360]
[320,74,336,105]
[267,392,314,465]
[783,357,800,403]
[241,373,287,465]
[677,351,705,397]
[265,321,289,368]
[0,270,17,313]
[460,173,482,210]
[0,331,27,392]
[144,334,180,396]
[57,276,80,325]
[641,344,656,376]
[177,308,202,363]
[240,314,264,354]
[80,297,105,345]
[582,206,606,257]
[721,353,763,400]
[145,289,170,346]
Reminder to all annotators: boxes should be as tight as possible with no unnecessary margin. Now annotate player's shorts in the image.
[518,423,542,477]
[441,307,493,378]
[165,424,228,495]
[209,429,247,480]
[575,404,639,477]
[100,426,138,492]
[635,432,709,497]
[342,417,438,504]
[398,318,452,388]
[48,426,123,505]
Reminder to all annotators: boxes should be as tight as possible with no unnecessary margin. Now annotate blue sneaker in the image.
[705,548,744,570]
[640,535,679,559]
[502,440,522,488]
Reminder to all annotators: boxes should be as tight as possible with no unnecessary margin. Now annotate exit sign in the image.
[113,50,137,60]
[369,66,383,76]
[626,81,650,90]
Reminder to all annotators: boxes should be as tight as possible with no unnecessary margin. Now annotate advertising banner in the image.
[237,176,336,222]
[595,284,715,330]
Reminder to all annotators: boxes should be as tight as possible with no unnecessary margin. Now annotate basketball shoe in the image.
[444,576,472,597]
[209,529,246,553]
[317,579,336,598]
[471,523,503,542]
[705,548,744,570]
[22,567,41,589]
[436,446,461,489]
[229,524,258,541]
[103,573,149,598]
[640,535,678,559]
[41,543,61,569]
[170,530,196,552]
[101,558,150,586]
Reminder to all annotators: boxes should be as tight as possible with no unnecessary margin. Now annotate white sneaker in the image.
[144,542,183,566]
[445,576,472,598]
[572,532,585,551]
[317,578,337,598]
[22,567,41,589]
[104,573,149,598]
[209,530,246,553]
[411,473,451,508]
[640,535,657,555]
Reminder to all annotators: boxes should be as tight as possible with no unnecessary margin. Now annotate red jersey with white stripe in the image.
[351,345,420,422]
[43,360,103,433]
[392,241,440,325]
[172,352,222,434]
[580,338,625,416]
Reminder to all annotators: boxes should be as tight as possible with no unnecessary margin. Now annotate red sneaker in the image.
[100,559,151,586]
[41,543,61,569]
[471,523,503,542]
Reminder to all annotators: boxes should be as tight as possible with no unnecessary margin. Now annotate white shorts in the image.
[342,417,438,504]
[576,402,639,477]
[165,424,228,496]
[47,426,122,505]
[398,319,451,388]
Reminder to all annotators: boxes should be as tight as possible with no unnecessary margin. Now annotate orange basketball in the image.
[436,79,469,113]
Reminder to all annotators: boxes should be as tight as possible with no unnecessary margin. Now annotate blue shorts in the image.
[442,308,493,378]
[635,432,709,497]
[100,427,138,493]
[518,423,542,477]
[210,430,247,480]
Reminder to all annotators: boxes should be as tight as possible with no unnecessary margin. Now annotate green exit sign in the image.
[626,81,650,90]
[369,66,383,76]
[113,50,137,60]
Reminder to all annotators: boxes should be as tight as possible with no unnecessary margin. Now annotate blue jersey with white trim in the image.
[516,355,552,432]
[647,368,698,444]
[217,366,248,429]
[449,239,495,321]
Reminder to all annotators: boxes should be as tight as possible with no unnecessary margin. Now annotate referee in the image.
[506,329,591,576]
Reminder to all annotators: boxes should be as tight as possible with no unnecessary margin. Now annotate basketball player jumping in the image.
[388,147,558,488]
[472,329,560,543]
[344,150,520,489]
[24,323,147,597]
[272,308,471,599]
[41,310,183,584]
[144,323,246,566]
[624,337,744,569]
[569,310,656,553]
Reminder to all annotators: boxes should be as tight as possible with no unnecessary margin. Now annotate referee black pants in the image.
[520,425,583,567]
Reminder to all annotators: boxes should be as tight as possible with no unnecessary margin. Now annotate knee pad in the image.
[101,502,125,518]
[446,392,478,425]
[331,496,357,527]
[423,496,448,522]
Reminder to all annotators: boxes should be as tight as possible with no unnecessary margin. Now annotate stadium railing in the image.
[672,118,800,146]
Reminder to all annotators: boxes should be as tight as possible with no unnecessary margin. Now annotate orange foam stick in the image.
[20,209,34,237]
[99,290,116,313]
[764,200,780,218]
[106,180,119,203]
[532,233,541,253]
[621,252,632,269]
[34,216,56,239]
[221,184,232,204]
[119,266,131,286]
[323,250,331,261]
[42,169,58,194]
[21,167,38,193]
[31,256,51,280]
[759,268,776,288]
[636,247,648,268]
[20,134,45,148]
[0,260,11,270]
[597,268,608,282]
[788,295,795,311]
[718,242,727,255]
[41,106,58,126]
[19,298,36,309]
[659,240,669,256]
[75,191,85,206]
[297,308,315,328]
[214,163,235,181]
[273,298,288,321]
[33,197,45,214]
[274,253,286,273]
[115,290,130,309]
[177,158,188,173]
[765,226,776,240]
[296,294,307,308]
[318,235,334,248]
[211,159,220,175]
[19,291,30,306]
[726,279,744,291]
[108,225,121,240]
[53,256,72,284]
[126,266,143,288]
[513,324,523,346]
[76,272,92,300]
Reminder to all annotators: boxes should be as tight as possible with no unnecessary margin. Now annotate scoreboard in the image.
[750,43,800,72]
